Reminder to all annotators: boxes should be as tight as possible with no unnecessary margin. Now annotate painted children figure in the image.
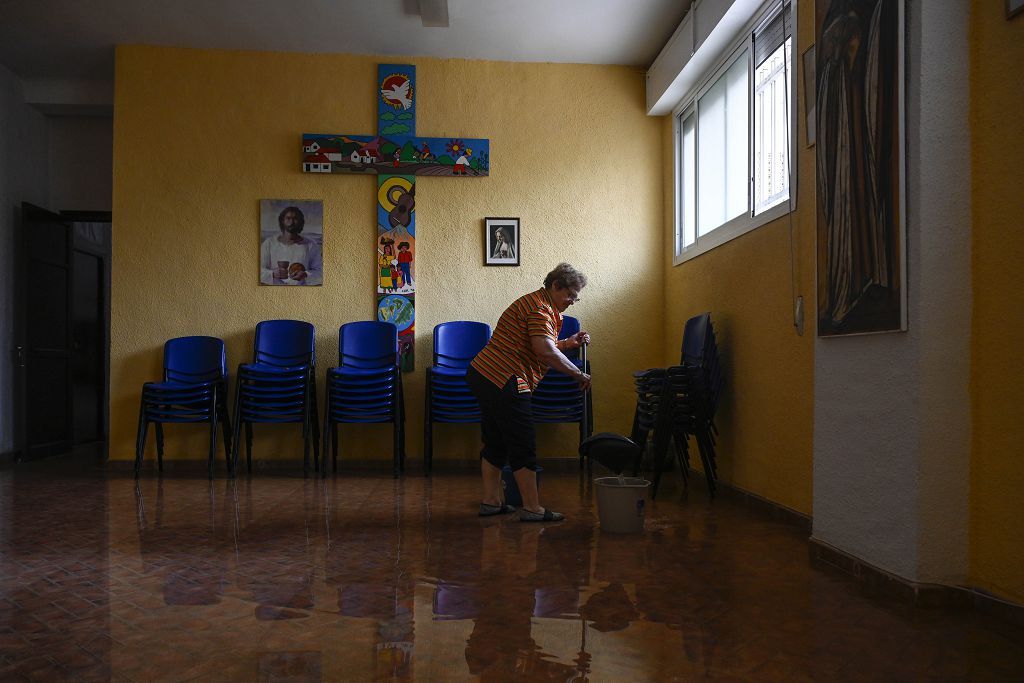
[397,241,414,290]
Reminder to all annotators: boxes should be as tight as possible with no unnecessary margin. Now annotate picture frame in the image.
[815,0,906,337]
[802,44,816,147]
[1009,0,1024,20]
[259,199,324,286]
[484,217,520,266]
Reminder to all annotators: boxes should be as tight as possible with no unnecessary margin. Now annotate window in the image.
[674,2,794,263]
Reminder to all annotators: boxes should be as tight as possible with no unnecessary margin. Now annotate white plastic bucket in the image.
[593,476,651,533]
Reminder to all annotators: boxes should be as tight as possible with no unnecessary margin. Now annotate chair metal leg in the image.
[208,398,218,480]
[231,375,243,473]
[154,422,165,473]
[671,431,689,489]
[135,397,148,478]
[245,422,253,473]
[302,412,311,476]
[320,413,331,478]
[219,399,233,460]
[221,405,234,477]
[332,423,339,472]
[649,424,673,500]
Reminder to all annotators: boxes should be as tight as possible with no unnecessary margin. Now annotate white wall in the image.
[812,0,971,585]
[0,64,49,455]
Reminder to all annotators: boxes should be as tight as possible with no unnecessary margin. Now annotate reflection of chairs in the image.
[134,481,231,607]
[232,320,319,474]
[423,321,491,474]
[432,583,481,620]
[532,315,593,463]
[323,321,405,477]
[135,336,232,478]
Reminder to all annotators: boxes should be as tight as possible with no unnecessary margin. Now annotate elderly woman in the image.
[466,263,591,522]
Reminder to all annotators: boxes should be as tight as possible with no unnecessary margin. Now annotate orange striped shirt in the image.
[471,288,563,392]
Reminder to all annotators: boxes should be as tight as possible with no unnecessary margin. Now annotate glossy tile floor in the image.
[2,458,1023,682]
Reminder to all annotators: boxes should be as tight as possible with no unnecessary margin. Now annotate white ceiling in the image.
[0,0,693,83]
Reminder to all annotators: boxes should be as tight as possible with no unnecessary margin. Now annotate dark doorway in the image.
[13,205,112,462]
[65,211,112,452]
[15,203,74,460]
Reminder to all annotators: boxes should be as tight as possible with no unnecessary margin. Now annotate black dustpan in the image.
[578,432,642,475]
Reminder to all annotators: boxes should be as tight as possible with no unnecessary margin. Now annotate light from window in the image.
[697,52,749,237]
[680,112,696,251]
[674,2,794,260]
[753,37,792,215]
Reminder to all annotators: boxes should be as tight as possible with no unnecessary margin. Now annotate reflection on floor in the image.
[1,459,1022,682]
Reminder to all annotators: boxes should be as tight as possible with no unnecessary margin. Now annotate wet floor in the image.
[1,461,1022,681]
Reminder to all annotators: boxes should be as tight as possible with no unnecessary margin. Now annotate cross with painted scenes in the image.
[302,64,490,371]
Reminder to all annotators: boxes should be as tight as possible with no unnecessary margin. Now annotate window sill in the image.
[673,200,791,266]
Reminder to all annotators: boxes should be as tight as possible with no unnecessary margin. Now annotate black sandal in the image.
[519,508,565,522]
[479,503,516,517]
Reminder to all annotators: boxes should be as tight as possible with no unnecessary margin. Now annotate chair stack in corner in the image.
[631,312,723,498]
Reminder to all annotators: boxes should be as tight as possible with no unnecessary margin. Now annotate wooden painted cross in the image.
[302,64,490,371]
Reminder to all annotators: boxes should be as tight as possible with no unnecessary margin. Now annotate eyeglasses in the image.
[566,290,581,304]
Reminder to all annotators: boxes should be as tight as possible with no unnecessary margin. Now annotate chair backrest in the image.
[681,312,711,365]
[253,320,315,367]
[339,321,398,369]
[560,315,581,360]
[164,336,226,383]
[433,321,490,369]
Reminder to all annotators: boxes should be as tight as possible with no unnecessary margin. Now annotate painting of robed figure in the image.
[815,0,906,336]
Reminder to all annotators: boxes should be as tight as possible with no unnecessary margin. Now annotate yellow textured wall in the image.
[969,6,1024,603]
[659,4,816,515]
[111,46,665,466]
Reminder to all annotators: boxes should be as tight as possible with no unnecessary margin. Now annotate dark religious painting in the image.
[815,0,906,336]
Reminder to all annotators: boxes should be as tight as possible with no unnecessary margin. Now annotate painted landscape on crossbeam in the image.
[302,134,489,176]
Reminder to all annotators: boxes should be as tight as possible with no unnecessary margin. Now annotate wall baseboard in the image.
[696,470,813,533]
[809,537,1024,626]
[689,471,1024,626]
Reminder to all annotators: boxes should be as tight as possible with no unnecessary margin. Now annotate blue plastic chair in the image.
[135,336,232,478]
[232,320,319,474]
[531,315,593,466]
[423,321,491,474]
[323,321,404,477]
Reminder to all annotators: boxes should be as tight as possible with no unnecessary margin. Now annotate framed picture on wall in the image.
[484,217,520,266]
[259,199,324,286]
[816,0,906,336]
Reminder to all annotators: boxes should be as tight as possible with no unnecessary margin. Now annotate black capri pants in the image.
[466,366,538,472]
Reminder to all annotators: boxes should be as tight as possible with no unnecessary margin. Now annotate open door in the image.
[14,203,74,460]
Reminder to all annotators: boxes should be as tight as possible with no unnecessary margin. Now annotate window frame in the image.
[672,0,797,266]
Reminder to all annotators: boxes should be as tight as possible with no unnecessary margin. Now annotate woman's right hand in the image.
[576,372,591,391]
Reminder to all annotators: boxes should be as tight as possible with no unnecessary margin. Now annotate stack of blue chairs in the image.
[531,315,592,464]
[135,336,232,478]
[231,320,319,475]
[323,321,405,477]
[423,321,491,474]
[631,311,724,497]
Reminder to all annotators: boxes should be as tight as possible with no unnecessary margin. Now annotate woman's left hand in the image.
[569,330,590,348]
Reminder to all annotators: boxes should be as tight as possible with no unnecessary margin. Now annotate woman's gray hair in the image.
[544,262,588,291]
